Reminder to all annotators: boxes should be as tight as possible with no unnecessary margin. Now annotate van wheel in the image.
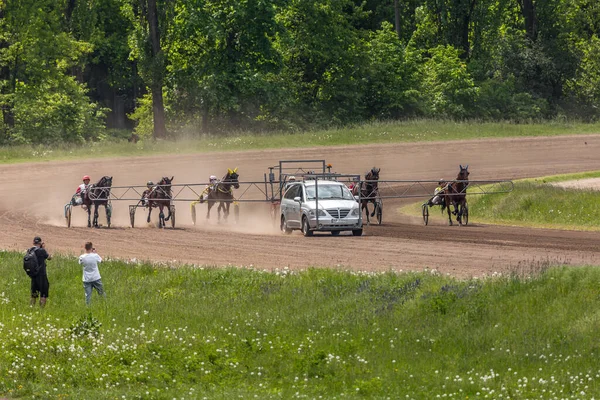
[302,217,313,237]
[281,215,292,234]
[352,229,363,236]
[331,231,340,236]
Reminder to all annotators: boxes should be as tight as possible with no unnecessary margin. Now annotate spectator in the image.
[30,236,51,308]
[79,242,105,305]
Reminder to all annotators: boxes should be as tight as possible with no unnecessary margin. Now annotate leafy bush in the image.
[8,77,106,144]
[420,45,479,118]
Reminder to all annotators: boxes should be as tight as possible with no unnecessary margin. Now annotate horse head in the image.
[225,168,240,189]
[159,176,174,186]
[157,176,174,196]
[102,176,113,188]
[457,165,470,181]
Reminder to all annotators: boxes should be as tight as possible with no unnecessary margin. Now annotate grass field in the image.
[402,171,600,230]
[1,252,600,398]
[2,120,600,164]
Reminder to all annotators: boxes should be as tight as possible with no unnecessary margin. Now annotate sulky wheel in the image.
[191,204,197,226]
[234,203,240,224]
[170,205,176,228]
[129,206,136,228]
[463,204,469,226]
[65,204,72,228]
[422,203,429,226]
[376,200,383,225]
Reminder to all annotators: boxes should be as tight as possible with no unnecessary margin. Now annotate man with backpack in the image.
[24,236,52,308]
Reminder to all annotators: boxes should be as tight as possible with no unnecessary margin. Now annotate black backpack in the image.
[23,247,40,277]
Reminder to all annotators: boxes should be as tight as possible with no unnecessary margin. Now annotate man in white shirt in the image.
[78,242,105,305]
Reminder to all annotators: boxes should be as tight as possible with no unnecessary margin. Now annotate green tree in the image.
[0,0,105,143]
[166,0,283,133]
[420,45,478,118]
[364,21,420,119]
[273,0,368,127]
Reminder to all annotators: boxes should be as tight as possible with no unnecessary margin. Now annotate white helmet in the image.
[209,175,218,183]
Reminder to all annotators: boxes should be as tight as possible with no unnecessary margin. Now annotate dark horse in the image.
[202,168,240,222]
[352,167,380,225]
[147,176,174,228]
[443,165,469,226]
[83,176,113,228]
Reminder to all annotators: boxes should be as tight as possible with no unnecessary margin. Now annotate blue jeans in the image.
[83,279,105,305]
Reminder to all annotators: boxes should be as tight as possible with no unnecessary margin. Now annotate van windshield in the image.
[306,184,354,200]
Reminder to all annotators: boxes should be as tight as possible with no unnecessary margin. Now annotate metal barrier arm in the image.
[365,179,514,199]
[86,181,290,202]
[86,179,514,202]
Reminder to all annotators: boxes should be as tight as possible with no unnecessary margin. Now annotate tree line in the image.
[0,0,599,143]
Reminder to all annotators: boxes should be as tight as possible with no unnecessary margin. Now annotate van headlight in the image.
[309,209,327,217]
[350,208,360,216]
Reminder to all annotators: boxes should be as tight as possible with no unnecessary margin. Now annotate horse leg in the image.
[93,204,99,227]
[457,203,463,226]
[363,202,370,225]
[224,202,231,221]
[206,201,213,220]
[87,206,92,228]
[165,203,172,221]
[447,202,454,226]
[147,206,152,224]
[370,200,376,217]
[158,205,165,228]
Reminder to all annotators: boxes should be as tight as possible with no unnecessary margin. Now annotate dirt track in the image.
[1,134,600,277]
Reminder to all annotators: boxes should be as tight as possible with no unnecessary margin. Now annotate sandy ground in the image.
[1,134,600,278]
[552,177,600,191]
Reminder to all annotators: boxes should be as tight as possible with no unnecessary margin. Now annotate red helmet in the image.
[83,175,91,181]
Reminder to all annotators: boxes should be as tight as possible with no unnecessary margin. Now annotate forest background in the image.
[1,0,599,144]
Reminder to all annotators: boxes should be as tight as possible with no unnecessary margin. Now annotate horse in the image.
[203,168,240,222]
[443,165,469,226]
[352,167,380,225]
[83,176,113,228]
[147,176,174,228]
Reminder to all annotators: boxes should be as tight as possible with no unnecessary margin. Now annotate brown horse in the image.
[443,165,469,226]
[352,167,380,225]
[82,176,113,228]
[203,168,240,222]
[147,176,174,228]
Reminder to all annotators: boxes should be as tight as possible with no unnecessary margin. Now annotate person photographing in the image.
[26,236,52,308]
[79,242,105,305]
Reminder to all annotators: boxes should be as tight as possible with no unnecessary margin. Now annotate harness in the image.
[217,182,233,195]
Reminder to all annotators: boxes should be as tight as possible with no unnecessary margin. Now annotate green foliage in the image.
[364,22,420,118]
[420,45,478,118]
[10,76,106,144]
[568,35,600,116]
[70,313,102,338]
[0,0,105,143]
[2,0,600,140]
[127,93,154,139]
[1,253,600,397]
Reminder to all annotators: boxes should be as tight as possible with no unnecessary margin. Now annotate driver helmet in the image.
[82,175,91,182]
[147,181,154,188]
[209,175,218,184]
[288,175,296,182]
[438,178,445,185]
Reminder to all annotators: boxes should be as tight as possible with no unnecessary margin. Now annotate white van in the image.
[280,180,362,236]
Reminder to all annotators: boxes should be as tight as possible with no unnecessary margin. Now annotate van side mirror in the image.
[293,196,302,203]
